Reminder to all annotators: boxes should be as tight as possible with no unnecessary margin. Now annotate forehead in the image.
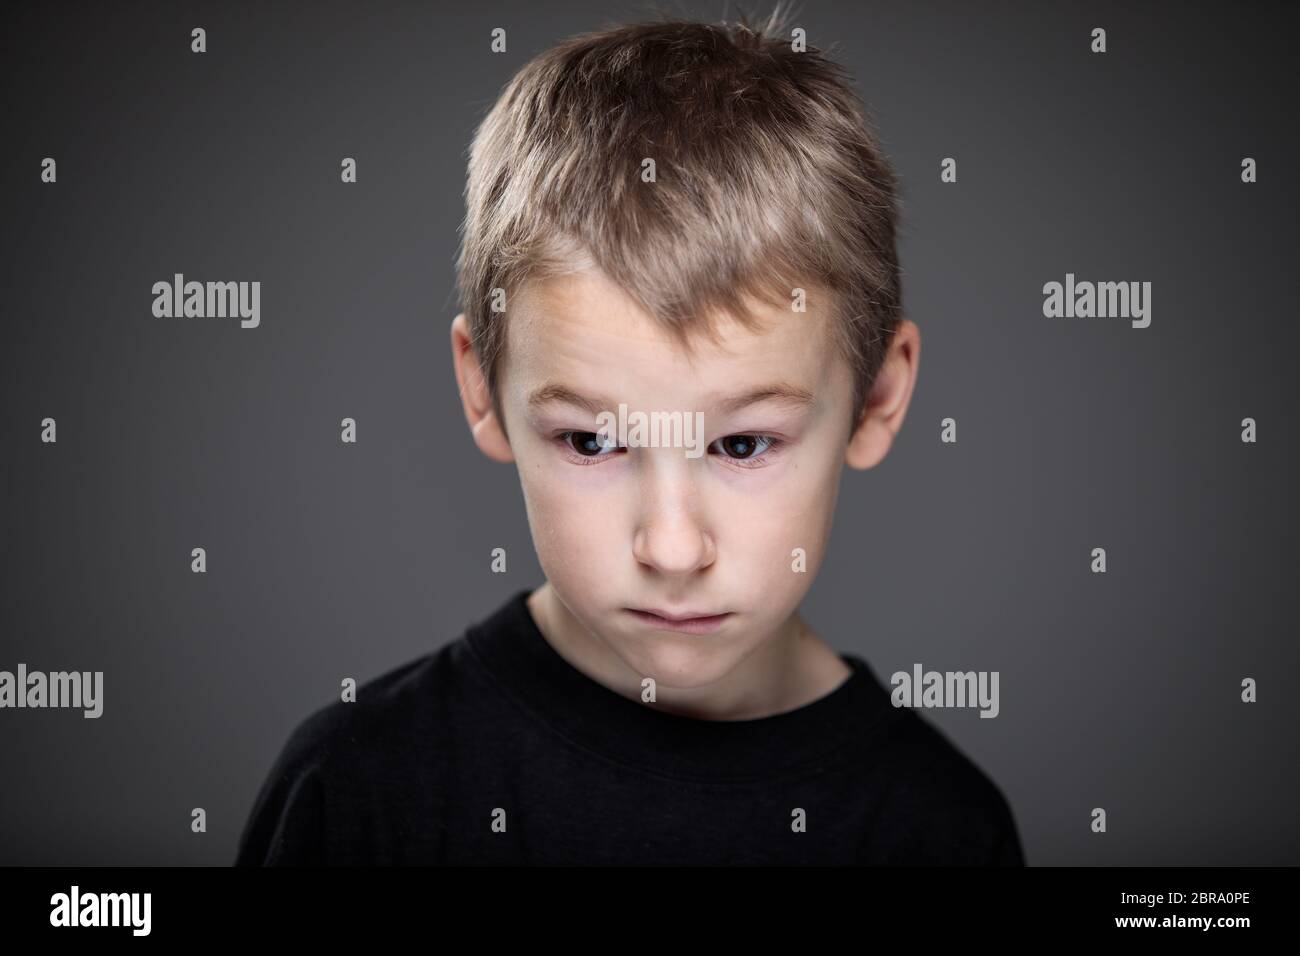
[504,270,839,405]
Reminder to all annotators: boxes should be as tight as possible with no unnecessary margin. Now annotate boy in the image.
[236,12,1025,865]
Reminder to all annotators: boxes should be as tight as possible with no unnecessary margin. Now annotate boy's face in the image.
[454,269,914,690]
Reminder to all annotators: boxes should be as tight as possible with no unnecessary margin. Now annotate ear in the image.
[845,319,921,470]
[450,313,514,463]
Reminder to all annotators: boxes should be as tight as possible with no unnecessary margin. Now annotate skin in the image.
[451,269,920,721]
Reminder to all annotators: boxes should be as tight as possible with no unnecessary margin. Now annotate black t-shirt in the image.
[234,589,1025,865]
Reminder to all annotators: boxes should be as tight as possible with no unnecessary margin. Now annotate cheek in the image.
[728,452,839,529]
[717,457,841,583]
[517,461,623,575]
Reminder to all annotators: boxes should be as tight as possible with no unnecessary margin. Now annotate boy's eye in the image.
[564,431,623,457]
[713,434,772,460]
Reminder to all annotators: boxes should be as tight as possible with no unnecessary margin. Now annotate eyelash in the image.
[554,431,784,470]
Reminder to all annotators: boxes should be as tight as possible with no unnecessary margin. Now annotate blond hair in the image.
[456,7,903,431]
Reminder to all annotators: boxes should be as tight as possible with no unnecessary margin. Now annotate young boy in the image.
[236,13,1025,866]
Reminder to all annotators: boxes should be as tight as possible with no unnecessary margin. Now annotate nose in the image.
[631,465,716,575]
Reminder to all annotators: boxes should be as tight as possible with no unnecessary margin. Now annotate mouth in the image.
[624,608,733,634]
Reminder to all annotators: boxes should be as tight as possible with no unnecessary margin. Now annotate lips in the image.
[624,608,733,634]
[634,608,726,623]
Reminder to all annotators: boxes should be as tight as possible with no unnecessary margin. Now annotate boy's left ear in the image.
[845,319,921,470]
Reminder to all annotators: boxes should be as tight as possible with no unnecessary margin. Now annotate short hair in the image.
[455,7,903,434]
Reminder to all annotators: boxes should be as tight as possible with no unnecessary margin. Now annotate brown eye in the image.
[714,435,771,459]
[564,431,620,457]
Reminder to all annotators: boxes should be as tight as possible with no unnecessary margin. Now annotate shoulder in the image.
[852,684,1025,865]
[290,647,452,753]
[233,639,474,865]
[270,634,492,777]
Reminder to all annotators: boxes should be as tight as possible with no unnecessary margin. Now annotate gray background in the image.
[1,0,1296,865]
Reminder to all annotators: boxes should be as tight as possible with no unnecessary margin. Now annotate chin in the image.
[620,641,743,690]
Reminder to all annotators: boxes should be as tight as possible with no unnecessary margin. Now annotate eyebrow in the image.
[526,382,817,416]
